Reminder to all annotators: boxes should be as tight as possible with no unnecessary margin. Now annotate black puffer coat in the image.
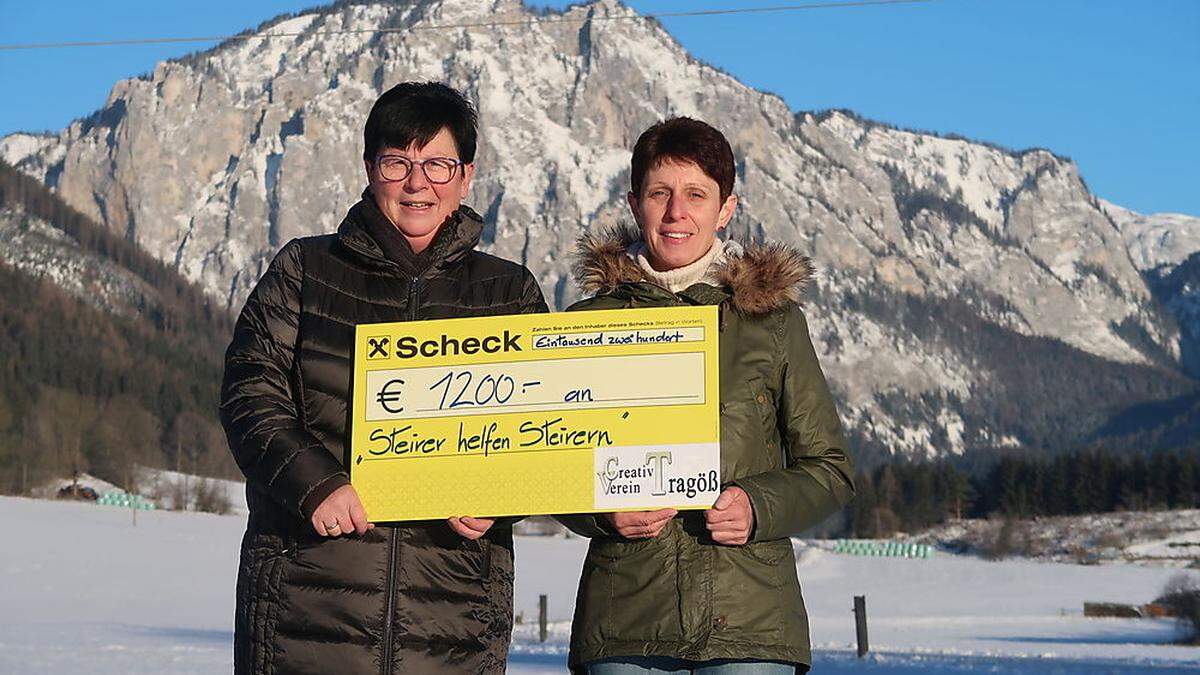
[220,196,548,674]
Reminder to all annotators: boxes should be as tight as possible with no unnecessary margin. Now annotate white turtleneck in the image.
[628,239,740,293]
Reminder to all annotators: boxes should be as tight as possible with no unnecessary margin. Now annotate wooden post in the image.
[177,438,186,510]
[853,595,869,658]
[539,594,548,643]
[130,467,138,527]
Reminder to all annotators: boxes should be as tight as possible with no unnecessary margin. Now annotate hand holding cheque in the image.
[447,516,495,540]
[309,483,494,540]
[600,485,755,544]
[601,508,677,539]
[310,484,373,537]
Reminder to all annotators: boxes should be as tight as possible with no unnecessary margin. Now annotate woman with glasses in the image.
[220,81,547,674]
[561,117,854,674]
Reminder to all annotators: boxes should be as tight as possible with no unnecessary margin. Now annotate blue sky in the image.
[0,0,1196,215]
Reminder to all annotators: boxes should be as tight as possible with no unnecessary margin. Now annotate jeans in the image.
[585,656,797,674]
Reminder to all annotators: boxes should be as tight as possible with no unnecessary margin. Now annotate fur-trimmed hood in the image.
[572,225,814,315]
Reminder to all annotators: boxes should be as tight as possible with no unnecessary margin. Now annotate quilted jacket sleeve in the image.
[519,267,551,314]
[219,239,349,519]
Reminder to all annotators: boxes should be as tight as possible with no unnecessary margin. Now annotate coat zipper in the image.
[381,530,399,675]
[407,276,419,321]
[381,276,419,675]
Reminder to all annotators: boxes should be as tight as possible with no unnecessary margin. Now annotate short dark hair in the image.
[630,117,736,200]
[363,82,478,163]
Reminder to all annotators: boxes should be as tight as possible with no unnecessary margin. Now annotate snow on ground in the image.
[31,471,123,498]
[911,510,1200,566]
[795,543,1196,665]
[2,496,1199,673]
[32,468,249,516]
[136,467,249,515]
[1130,530,1200,563]
[0,496,240,673]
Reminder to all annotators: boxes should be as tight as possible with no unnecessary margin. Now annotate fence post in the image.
[539,594,548,643]
[853,595,869,658]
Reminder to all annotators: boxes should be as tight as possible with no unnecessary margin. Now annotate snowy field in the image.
[2,496,1199,673]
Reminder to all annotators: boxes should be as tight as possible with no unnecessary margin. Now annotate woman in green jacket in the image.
[562,117,855,674]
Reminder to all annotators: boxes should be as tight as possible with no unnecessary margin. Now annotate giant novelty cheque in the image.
[351,306,721,521]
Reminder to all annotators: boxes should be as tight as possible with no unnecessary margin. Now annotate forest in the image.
[0,160,237,494]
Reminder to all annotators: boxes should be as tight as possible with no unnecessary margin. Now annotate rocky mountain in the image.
[1102,200,1200,375]
[2,0,1196,462]
[1102,199,1200,273]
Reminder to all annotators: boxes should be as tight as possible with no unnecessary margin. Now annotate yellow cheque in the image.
[351,306,720,521]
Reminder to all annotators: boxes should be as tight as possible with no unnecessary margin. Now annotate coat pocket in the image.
[739,538,791,575]
[711,539,795,644]
[235,534,292,674]
[589,536,684,642]
[448,536,494,592]
[720,376,781,478]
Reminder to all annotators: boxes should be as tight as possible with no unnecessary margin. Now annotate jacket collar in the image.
[572,225,815,315]
[337,191,485,275]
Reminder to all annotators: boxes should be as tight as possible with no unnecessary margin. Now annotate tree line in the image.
[846,447,1200,538]
[0,159,232,343]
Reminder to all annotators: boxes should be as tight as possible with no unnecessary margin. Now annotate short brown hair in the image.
[630,117,736,200]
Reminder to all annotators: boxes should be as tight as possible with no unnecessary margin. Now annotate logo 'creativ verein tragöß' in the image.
[597,451,720,499]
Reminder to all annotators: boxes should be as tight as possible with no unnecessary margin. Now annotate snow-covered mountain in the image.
[2,0,1196,459]
[1102,199,1200,273]
[1101,200,1200,375]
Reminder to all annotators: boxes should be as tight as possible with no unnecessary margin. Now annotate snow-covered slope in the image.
[136,467,248,515]
[1102,199,1200,376]
[2,496,1197,673]
[2,0,1196,458]
[0,206,163,318]
[911,510,1200,566]
[1103,199,1200,273]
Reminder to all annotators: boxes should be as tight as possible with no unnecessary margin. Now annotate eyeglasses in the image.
[373,155,464,184]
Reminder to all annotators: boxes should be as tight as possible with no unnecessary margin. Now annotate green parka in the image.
[561,229,855,672]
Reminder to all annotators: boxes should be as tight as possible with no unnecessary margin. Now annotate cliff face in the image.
[3,0,1195,459]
